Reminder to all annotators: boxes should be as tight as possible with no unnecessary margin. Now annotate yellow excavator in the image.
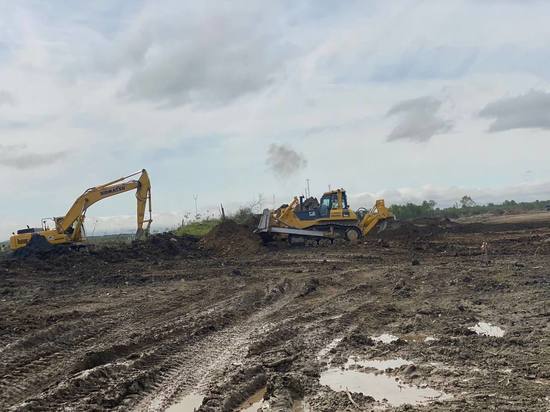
[256,188,393,242]
[9,169,152,251]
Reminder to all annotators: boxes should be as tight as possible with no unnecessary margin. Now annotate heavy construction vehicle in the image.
[256,188,393,242]
[9,169,152,251]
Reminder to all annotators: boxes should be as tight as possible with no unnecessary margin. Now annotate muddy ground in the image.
[1,217,549,411]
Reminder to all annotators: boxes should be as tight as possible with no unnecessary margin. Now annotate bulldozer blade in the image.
[377,220,388,233]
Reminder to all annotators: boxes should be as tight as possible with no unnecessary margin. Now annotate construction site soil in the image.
[1,216,549,411]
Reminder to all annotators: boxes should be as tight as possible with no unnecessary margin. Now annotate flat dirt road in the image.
[1,217,549,411]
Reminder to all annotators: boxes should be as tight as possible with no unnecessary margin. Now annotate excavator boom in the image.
[9,169,152,251]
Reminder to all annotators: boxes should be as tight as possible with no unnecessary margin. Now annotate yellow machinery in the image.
[256,188,393,242]
[10,169,152,251]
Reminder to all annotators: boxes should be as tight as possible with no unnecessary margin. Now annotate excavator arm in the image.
[56,169,152,241]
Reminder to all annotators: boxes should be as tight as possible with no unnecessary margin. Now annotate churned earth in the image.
[1,216,549,411]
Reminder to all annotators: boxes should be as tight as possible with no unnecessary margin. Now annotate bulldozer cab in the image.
[319,189,350,218]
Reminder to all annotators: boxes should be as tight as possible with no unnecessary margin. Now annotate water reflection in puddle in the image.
[320,358,451,406]
[346,357,410,370]
[371,333,399,343]
[239,387,267,412]
[292,399,312,411]
[469,322,505,337]
[237,387,311,412]
[166,393,204,412]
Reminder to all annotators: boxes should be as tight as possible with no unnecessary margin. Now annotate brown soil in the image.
[1,216,549,411]
[199,220,264,256]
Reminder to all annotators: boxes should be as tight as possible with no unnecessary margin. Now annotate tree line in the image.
[388,197,550,220]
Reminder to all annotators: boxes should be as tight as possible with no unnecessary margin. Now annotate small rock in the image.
[411,259,420,266]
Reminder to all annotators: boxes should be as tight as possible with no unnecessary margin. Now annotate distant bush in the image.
[231,207,255,224]
[389,200,437,220]
[174,218,220,237]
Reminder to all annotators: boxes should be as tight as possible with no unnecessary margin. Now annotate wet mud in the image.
[1,217,550,411]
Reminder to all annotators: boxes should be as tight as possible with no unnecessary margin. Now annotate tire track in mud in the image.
[4,278,295,411]
[0,318,120,409]
[186,268,389,411]
[1,287,203,411]
[5,299,232,411]
[133,279,295,412]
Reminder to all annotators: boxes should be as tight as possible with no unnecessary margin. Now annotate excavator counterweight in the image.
[9,169,152,251]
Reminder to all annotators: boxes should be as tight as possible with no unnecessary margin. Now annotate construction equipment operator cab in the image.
[319,190,350,218]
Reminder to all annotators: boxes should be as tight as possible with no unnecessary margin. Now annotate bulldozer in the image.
[256,188,393,242]
[9,169,152,251]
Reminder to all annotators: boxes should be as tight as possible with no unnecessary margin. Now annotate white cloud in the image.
[83,2,301,108]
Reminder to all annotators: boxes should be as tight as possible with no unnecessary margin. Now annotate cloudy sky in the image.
[1,0,550,238]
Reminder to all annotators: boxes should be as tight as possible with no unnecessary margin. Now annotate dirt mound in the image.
[12,234,69,259]
[411,216,458,228]
[87,233,201,263]
[378,219,451,241]
[6,233,201,269]
[131,233,199,256]
[199,220,263,256]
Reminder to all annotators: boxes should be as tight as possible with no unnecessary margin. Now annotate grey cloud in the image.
[0,144,68,170]
[97,3,296,107]
[0,90,15,107]
[387,96,452,142]
[266,144,307,178]
[479,90,550,132]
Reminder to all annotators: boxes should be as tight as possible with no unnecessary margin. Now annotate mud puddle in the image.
[238,387,267,411]
[320,358,450,406]
[237,388,310,412]
[468,322,505,337]
[165,393,204,411]
[317,337,343,359]
[371,333,399,343]
[345,357,410,370]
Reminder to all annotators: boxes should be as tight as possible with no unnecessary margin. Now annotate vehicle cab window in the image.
[320,195,332,217]
[342,192,349,209]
